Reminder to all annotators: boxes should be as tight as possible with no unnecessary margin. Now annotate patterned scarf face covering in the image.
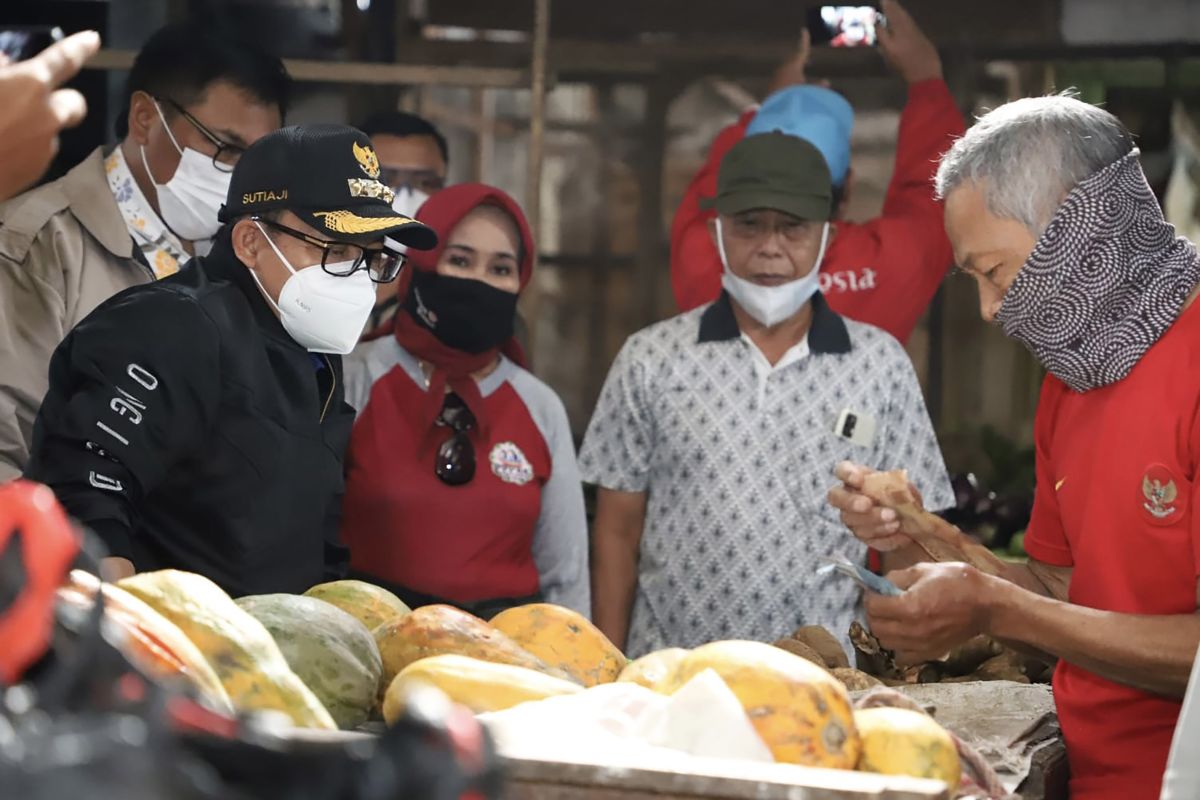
[996,149,1200,393]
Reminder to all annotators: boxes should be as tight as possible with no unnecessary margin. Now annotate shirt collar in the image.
[697,290,852,355]
[104,146,189,279]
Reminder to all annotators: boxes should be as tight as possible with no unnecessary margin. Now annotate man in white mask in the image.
[357,110,450,336]
[579,132,951,656]
[24,125,437,596]
[0,23,288,481]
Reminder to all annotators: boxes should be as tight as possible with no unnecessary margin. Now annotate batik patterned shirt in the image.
[579,292,953,657]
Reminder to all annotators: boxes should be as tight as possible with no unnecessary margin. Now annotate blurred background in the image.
[8,0,1200,536]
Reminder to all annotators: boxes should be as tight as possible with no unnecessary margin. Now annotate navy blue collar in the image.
[697,291,852,355]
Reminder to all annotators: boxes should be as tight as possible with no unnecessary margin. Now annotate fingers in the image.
[863,592,910,626]
[879,0,913,29]
[827,484,896,520]
[833,461,871,488]
[798,28,811,63]
[30,30,100,88]
[884,565,921,590]
[48,88,88,129]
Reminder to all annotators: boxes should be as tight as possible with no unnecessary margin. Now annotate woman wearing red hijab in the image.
[341,184,589,618]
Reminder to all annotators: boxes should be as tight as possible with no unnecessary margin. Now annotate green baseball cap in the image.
[701,132,834,221]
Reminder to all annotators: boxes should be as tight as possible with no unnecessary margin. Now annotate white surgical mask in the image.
[716,217,830,327]
[140,100,232,242]
[249,222,377,355]
[384,186,430,255]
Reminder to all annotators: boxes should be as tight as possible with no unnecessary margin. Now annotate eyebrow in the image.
[447,243,517,261]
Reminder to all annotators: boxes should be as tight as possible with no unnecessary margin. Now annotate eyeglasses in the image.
[253,217,406,283]
[434,393,476,486]
[161,97,246,173]
[380,167,446,196]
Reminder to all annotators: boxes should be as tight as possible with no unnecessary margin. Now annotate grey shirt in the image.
[579,293,952,657]
[345,336,591,616]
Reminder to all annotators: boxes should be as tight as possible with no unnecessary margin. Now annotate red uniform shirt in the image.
[1024,301,1200,800]
[340,339,590,614]
[669,79,964,344]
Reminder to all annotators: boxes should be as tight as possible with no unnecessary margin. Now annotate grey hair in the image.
[935,92,1134,237]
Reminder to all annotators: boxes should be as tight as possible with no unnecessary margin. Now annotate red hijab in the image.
[391,183,534,443]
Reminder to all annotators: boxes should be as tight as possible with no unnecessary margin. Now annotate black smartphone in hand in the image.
[806,5,881,47]
[0,26,65,62]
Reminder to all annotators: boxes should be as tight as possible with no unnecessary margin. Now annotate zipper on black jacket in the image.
[319,354,335,422]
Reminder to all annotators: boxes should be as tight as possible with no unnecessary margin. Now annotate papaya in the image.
[853,707,961,790]
[617,648,689,691]
[236,594,384,729]
[57,570,233,714]
[303,580,411,634]
[383,654,582,722]
[490,604,625,687]
[374,604,566,694]
[660,640,860,768]
[831,667,884,691]
[117,570,336,730]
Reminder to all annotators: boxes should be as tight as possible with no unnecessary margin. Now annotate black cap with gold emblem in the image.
[218,123,438,250]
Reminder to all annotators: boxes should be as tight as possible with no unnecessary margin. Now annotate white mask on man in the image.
[715,217,830,327]
[249,222,377,355]
[140,100,232,242]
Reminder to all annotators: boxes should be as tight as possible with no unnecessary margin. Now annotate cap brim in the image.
[713,189,832,221]
[294,205,440,250]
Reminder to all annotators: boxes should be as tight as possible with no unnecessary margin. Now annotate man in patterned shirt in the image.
[579,132,952,656]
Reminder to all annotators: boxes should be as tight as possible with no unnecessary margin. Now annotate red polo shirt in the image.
[1024,300,1200,800]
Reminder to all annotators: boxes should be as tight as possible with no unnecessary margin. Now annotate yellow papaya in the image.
[616,648,689,691]
[303,579,411,634]
[854,707,961,790]
[118,570,336,730]
[383,654,582,722]
[374,604,566,695]
[490,604,625,687]
[660,640,860,769]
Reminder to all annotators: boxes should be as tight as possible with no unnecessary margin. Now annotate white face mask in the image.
[140,100,232,242]
[249,222,377,355]
[384,186,430,255]
[716,217,830,327]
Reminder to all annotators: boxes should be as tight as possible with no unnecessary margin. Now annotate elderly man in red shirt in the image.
[829,94,1200,800]
[670,0,964,343]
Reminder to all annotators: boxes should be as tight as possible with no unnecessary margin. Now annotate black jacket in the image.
[26,232,354,596]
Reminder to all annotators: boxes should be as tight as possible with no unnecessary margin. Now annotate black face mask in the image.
[403,270,518,354]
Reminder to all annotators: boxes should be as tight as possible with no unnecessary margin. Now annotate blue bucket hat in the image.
[745,85,854,187]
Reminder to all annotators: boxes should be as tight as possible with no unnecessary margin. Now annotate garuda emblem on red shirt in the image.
[1142,473,1178,519]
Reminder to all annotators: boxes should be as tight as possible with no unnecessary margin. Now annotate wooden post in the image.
[520,0,552,358]
[473,88,497,183]
[527,0,551,239]
[634,78,677,328]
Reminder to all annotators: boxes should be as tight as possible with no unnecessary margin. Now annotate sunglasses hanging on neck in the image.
[434,392,476,486]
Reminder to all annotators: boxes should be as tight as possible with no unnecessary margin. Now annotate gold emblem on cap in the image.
[312,210,413,235]
[352,141,381,179]
[347,178,395,204]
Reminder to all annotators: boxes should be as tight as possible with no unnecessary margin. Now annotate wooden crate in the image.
[504,756,949,800]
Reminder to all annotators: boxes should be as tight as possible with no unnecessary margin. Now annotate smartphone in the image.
[806,5,880,47]
[0,26,65,62]
[833,409,877,448]
[816,555,903,596]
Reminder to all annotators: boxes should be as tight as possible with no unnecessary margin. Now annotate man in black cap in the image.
[24,124,437,595]
[579,132,951,655]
